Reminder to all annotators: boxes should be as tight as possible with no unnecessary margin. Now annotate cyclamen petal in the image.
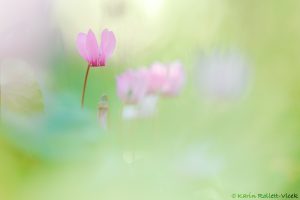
[147,62,168,93]
[161,62,185,96]
[100,29,116,59]
[76,33,89,61]
[86,30,99,63]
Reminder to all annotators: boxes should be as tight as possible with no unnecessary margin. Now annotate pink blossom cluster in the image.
[116,61,185,104]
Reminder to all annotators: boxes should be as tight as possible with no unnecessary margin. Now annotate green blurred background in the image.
[1,0,300,199]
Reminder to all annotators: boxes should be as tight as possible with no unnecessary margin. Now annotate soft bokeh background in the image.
[1,0,300,199]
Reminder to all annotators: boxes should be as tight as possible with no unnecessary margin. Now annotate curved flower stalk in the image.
[76,29,116,108]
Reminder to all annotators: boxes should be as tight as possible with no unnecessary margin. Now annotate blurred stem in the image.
[98,95,109,130]
[81,64,91,109]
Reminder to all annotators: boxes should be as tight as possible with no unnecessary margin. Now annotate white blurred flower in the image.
[197,50,251,101]
[122,95,158,120]
[138,95,158,117]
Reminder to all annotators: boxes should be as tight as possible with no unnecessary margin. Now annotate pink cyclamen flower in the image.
[147,61,185,96]
[76,29,116,67]
[76,29,116,109]
[147,62,168,94]
[116,69,149,104]
[160,61,185,96]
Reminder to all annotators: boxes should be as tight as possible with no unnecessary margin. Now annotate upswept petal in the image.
[100,29,116,59]
[86,29,99,62]
[76,33,89,61]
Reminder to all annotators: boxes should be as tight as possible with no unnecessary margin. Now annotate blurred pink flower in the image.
[116,61,185,119]
[147,62,168,93]
[147,61,185,96]
[116,69,149,104]
[76,29,116,67]
[160,61,185,96]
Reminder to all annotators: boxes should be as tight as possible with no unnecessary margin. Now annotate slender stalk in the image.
[81,65,91,109]
[98,95,109,130]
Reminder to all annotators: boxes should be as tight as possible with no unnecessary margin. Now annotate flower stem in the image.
[81,65,91,109]
[98,95,109,130]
